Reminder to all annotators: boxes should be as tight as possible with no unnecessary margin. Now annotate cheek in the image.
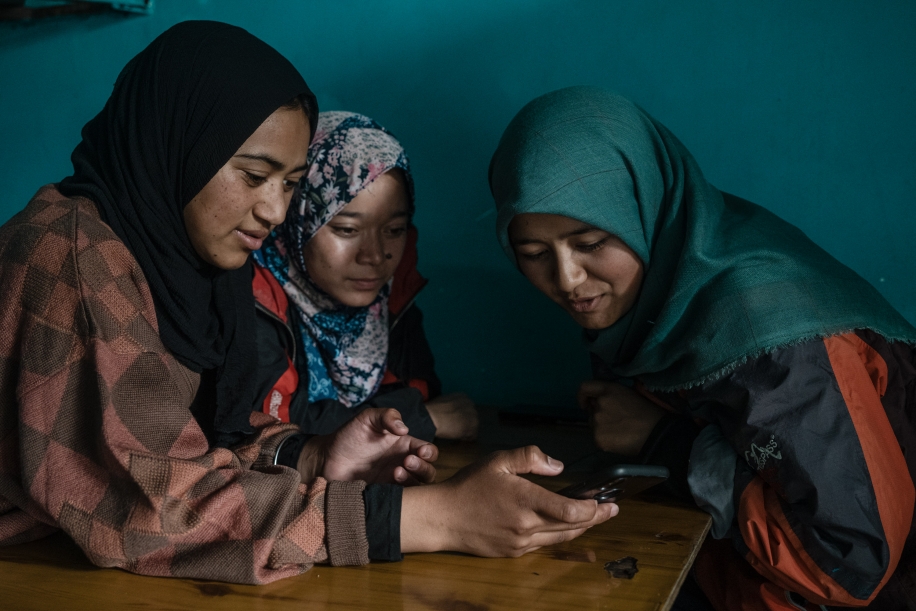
[385,236,409,271]
[600,250,644,297]
[516,259,555,295]
[303,233,355,277]
[186,177,237,240]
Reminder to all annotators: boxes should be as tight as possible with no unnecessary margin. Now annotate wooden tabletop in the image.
[0,408,711,611]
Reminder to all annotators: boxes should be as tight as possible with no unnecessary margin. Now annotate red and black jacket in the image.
[631,330,916,610]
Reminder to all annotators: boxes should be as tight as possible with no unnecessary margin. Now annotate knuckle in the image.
[559,502,578,524]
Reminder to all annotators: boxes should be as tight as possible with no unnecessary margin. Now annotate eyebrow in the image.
[512,226,603,246]
[335,210,410,220]
[234,153,309,173]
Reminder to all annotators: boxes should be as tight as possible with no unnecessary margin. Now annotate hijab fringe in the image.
[644,327,916,393]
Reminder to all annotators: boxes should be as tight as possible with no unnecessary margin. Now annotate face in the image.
[302,171,410,307]
[508,213,644,329]
[183,107,311,270]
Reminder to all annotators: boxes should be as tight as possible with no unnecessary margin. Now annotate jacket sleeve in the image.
[386,304,442,400]
[687,334,914,607]
[0,200,369,583]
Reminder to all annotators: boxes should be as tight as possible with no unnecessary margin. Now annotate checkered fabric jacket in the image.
[0,185,370,583]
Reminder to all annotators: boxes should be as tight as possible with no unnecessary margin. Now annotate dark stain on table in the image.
[604,556,639,579]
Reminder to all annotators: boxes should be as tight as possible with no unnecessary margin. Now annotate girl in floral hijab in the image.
[256,112,412,407]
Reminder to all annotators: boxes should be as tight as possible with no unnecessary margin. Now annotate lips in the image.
[568,295,603,313]
[235,228,269,251]
[350,277,383,291]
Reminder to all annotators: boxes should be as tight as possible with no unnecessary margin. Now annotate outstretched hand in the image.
[298,408,438,486]
[400,445,617,556]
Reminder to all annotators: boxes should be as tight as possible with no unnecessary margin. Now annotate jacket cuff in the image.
[324,480,370,566]
[638,412,701,502]
[364,484,403,561]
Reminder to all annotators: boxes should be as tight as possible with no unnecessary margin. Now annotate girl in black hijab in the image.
[0,21,439,582]
[58,20,318,446]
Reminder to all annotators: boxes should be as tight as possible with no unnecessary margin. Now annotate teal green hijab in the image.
[490,86,916,391]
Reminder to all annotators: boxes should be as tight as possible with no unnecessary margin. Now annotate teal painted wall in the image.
[2,1,914,408]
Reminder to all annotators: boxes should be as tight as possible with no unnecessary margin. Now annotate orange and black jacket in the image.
[251,226,441,443]
[633,330,915,610]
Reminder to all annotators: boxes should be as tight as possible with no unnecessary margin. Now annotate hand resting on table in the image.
[298,407,438,486]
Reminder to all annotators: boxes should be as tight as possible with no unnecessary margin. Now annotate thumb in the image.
[375,407,409,436]
[494,445,564,477]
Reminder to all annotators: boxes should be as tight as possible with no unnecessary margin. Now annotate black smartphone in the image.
[556,464,669,503]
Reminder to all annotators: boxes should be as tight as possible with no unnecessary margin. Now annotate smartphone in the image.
[556,464,669,503]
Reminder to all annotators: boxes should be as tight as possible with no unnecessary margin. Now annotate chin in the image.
[569,310,617,330]
[212,255,249,271]
[336,291,379,308]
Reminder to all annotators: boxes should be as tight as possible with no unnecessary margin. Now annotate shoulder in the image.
[0,185,161,349]
[1,184,137,278]
[685,331,909,409]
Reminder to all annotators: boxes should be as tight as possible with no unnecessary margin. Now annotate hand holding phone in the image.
[556,464,668,503]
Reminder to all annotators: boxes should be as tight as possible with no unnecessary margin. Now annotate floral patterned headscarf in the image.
[255,111,414,407]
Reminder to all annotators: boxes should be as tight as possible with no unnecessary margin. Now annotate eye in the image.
[578,237,609,253]
[330,225,357,237]
[283,176,303,191]
[384,225,408,238]
[244,171,267,186]
[518,249,549,261]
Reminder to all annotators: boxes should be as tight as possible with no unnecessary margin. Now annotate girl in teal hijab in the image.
[490,87,916,611]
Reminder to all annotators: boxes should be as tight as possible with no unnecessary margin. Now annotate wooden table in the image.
[0,408,711,611]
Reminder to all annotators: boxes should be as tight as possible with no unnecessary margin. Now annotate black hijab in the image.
[59,21,317,447]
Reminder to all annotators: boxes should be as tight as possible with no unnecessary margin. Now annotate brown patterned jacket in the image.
[0,185,369,583]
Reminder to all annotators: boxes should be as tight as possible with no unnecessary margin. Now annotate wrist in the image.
[400,484,449,553]
[297,435,330,482]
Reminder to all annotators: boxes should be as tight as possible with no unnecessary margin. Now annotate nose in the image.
[555,251,587,294]
[254,181,290,227]
[355,231,385,266]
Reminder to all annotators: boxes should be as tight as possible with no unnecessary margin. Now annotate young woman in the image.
[489,86,916,610]
[253,111,478,442]
[0,24,613,584]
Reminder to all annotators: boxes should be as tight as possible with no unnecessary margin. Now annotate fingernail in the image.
[609,503,619,517]
[395,419,406,429]
[546,456,563,470]
[420,447,431,459]
[406,456,419,469]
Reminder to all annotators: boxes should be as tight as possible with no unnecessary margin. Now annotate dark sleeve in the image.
[290,387,436,442]
[289,395,370,435]
[369,387,436,442]
[387,304,442,399]
[363,484,403,562]
[274,432,314,469]
[636,412,700,502]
